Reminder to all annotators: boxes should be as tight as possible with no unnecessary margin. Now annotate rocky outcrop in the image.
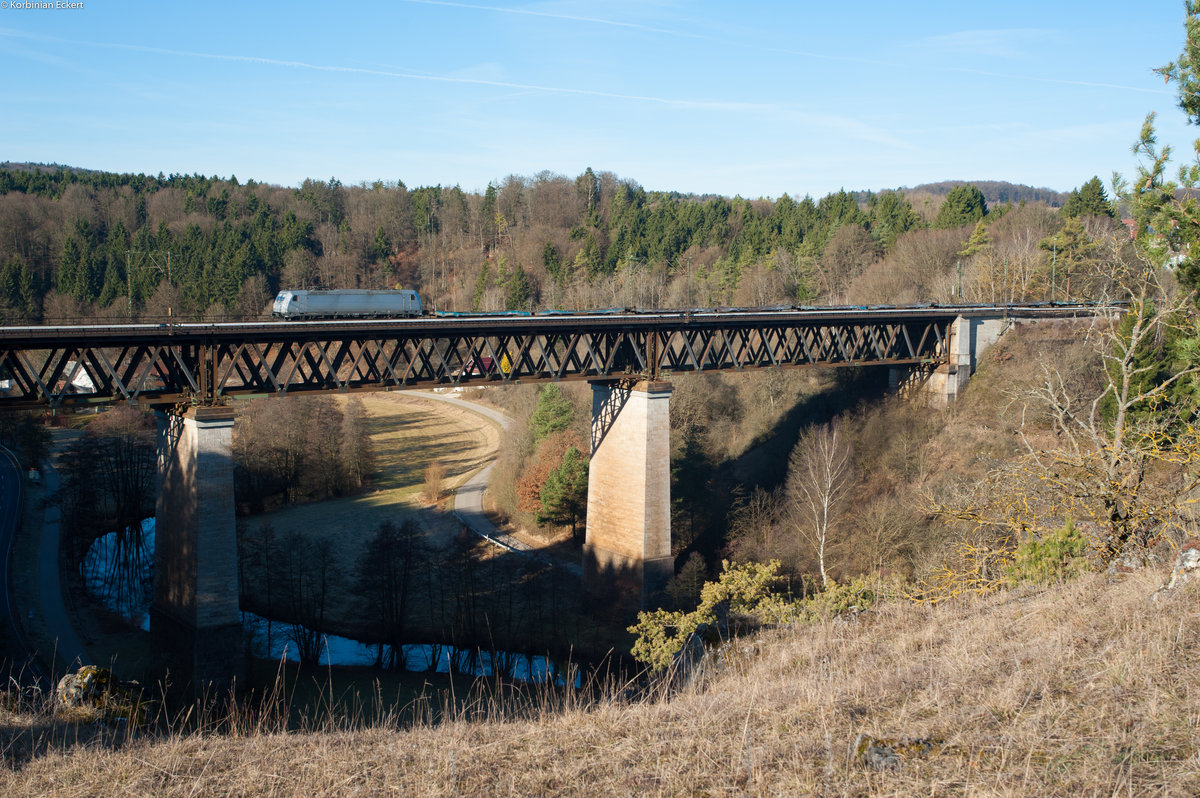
[851,734,944,772]
[55,665,145,725]
[1151,539,1200,603]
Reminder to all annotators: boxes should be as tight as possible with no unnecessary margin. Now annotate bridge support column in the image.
[583,379,674,614]
[905,315,1011,407]
[151,406,243,692]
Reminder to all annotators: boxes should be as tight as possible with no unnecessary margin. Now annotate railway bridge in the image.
[0,303,1110,686]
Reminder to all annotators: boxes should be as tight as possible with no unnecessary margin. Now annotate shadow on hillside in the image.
[685,366,893,564]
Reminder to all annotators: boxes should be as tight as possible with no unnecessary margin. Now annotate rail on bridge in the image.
[0,307,969,409]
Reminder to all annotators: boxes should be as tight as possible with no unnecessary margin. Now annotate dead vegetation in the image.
[2,569,1196,794]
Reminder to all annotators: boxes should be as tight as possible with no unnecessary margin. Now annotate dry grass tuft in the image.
[2,571,1198,795]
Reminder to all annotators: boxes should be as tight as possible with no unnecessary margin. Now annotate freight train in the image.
[272,289,1117,322]
[272,289,423,319]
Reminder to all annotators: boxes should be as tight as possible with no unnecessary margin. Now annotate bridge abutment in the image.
[151,406,243,692]
[583,379,674,614]
[899,315,1011,406]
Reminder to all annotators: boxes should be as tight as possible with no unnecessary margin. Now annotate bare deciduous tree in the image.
[1014,276,1200,561]
[934,272,1200,576]
[424,460,446,505]
[818,224,878,301]
[787,422,853,588]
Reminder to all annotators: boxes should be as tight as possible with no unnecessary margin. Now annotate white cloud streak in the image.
[395,0,710,39]
[391,5,1173,96]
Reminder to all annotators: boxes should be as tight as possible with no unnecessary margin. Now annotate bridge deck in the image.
[0,304,1110,409]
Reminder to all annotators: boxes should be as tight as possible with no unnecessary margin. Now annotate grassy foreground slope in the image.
[2,570,1196,795]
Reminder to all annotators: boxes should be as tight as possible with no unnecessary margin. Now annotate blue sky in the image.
[0,1,1194,199]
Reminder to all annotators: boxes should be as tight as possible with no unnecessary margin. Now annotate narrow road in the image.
[0,445,45,686]
[415,390,581,574]
[408,390,520,547]
[37,463,92,670]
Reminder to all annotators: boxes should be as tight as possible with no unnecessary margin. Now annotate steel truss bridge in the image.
[0,304,1105,410]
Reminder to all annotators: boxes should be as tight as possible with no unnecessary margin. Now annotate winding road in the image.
[37,463,92,671]
[411,391,523,547]
[417,390,581,574]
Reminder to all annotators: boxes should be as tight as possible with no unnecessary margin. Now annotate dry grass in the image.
[358,392,501,502]
[3,570,1197,795]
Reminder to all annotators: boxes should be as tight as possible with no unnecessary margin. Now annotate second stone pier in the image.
[583,379,674,613]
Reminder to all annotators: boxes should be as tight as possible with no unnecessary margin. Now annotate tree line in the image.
[0,160,1129,328]
[231,395,373,513]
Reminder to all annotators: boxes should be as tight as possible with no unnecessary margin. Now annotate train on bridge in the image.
[271,288,1112,322]
[0,298,1121,410]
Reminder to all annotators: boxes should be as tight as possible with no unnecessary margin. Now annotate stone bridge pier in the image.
[150,406,243,691]
[897,314,1012,406]
[583,379,674,614]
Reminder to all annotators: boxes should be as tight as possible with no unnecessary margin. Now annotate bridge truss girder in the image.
[0,316,949,409]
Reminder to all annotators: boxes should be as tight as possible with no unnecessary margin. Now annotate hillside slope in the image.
[2,570,1195,795]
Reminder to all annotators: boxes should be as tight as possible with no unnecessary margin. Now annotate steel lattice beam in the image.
[0,304,1111,409]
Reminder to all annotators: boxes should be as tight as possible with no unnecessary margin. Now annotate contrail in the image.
[0,27,788,112]
[955,67,1169,95]
[395,0,705,39]
[14,32,906,147]
[0,23,1170,104]
[394,2,1172,96]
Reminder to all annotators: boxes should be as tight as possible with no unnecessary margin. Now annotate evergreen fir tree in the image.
[934,184,988,229]
[530,384,573,443]
[1062,176,1115,218]
[868,191,922,249]
[1118,1,1200,293]
[959,220,993,258]
[505,264,532,310]
[537,446,588,538]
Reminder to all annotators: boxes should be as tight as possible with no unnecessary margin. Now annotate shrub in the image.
[423,461,446,504]
[629,561,886,672]
[793,575,882,623]
[1005,520,1089,585]
[629,560,793,672]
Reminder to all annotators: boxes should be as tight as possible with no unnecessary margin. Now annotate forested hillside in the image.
[0,163,1120,324]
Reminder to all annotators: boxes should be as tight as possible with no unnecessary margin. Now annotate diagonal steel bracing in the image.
[0,304,1104,409]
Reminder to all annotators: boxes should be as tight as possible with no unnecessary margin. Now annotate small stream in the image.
[84,520,574,684]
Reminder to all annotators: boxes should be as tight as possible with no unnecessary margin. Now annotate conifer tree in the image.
[530,384,573,443]
[505,263,532,310]
[959,220,992,259]
[934,184,988,229]
[1061,176,1115,218]
[1038,217,1097,300]
[537,446,588,539]
[542,242,565,284]
[1117,1,1200,293]
[868,191,922,249]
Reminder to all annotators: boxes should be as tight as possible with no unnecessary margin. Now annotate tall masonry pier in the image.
[909,315,1012,407]
[151,406,243,690]
[583,379,674,612]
